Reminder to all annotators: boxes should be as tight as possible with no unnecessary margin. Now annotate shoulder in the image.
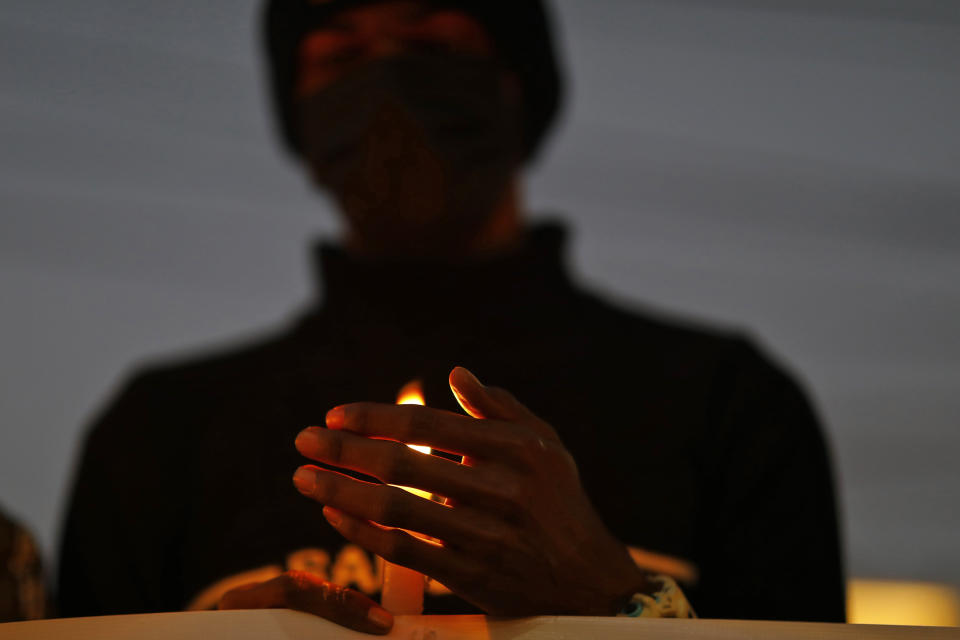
[569,284,821,437]
[570,283,781,380]
[571,287,833,482]
[82,322,306,450]
[132,323,303,392]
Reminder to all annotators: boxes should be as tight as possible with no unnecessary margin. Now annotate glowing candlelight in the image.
[380,380,429,615]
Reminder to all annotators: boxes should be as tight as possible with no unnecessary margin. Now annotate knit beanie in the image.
[262,0,564,163]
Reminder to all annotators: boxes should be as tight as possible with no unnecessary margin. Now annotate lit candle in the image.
[380,380,430,615]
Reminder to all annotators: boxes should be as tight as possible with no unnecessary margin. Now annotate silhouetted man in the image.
[58,0,845,634]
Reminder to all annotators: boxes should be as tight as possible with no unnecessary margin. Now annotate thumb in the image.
[219,572,393,635]
[448,367,558,441]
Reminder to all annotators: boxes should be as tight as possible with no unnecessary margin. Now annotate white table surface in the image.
[2,610,959,640]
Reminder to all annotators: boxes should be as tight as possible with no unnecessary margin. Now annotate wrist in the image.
[617,574,696,619]
[604,563,655,616]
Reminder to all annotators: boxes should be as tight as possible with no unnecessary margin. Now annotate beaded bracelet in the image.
[617,574,696,618]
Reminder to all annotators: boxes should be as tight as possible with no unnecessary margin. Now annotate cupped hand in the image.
[218,570,393,635]
[292,367,648,616]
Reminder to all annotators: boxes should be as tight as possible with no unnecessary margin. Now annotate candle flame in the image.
[396,381,429,453]
[396,380,425,406]
[395,380,430,497]
[396,380,429,454]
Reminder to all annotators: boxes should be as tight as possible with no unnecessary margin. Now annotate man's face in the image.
[294,1,523,257]
[297,1,495,99]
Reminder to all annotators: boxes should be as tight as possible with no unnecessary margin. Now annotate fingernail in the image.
[293,467,317,494]
[323,505,342,527]
[326,406,345,429]
[460,367,483,388]
[368,606,393,630]
[295,428,322,454]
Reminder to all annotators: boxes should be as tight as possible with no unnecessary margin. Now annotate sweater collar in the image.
[310,221,574,323]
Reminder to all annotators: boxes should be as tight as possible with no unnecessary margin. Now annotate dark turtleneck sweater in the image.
[57,224,845,621]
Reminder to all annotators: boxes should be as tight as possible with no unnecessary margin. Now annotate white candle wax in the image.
[381,562,425,614]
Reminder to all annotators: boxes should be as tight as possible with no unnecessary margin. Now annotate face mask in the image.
[296,53,523,256]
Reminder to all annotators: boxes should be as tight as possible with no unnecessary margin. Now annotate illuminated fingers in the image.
[296,426,460,488]
[321,507,485,601]
[295,426,525,509]
[448,366,560,442]
[292,465,516,545]
[324,402,544,464]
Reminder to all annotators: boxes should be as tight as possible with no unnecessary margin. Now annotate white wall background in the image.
[1,0,958,589]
